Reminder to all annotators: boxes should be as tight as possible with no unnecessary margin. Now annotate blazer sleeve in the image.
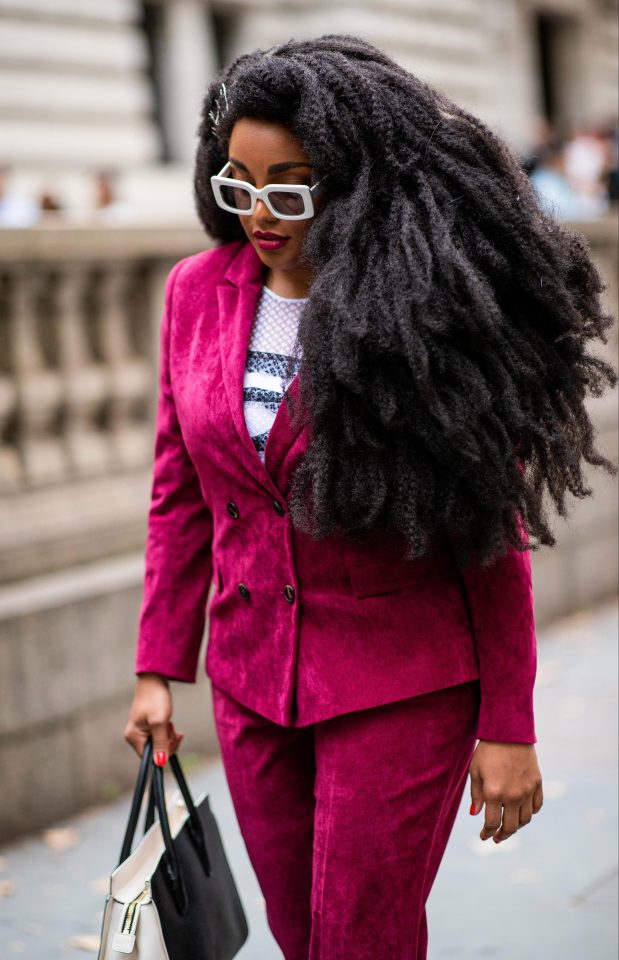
[134,259,214,683]
[458,510,538,744]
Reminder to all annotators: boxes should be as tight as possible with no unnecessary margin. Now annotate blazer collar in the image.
[222,236,263,287]
[216,239,307,496]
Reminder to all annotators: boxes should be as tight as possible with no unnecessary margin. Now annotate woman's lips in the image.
[254,234,290,250]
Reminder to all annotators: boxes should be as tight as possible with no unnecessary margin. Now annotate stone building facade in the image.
[1,0,617,212]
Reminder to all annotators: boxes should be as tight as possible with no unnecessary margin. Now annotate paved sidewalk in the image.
[1,597,617,959]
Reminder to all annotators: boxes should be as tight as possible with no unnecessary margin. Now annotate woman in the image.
[124,34,617,959]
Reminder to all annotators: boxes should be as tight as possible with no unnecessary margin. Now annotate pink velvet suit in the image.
[134,237,538,958]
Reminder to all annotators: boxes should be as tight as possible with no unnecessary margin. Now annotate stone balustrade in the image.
[0,224,213,583]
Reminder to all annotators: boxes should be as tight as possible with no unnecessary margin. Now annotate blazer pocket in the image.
[345,548,457,599]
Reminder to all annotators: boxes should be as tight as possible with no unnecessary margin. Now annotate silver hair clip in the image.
[208,81,231,138]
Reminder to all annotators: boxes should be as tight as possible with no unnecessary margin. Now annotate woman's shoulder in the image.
[168,238,245,301]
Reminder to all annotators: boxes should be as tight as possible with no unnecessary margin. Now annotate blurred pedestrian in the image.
[92,168,133,221]
[0,165,39,226]
[564,122,610,201]
[531,135,608,219]
[38,190,62,214]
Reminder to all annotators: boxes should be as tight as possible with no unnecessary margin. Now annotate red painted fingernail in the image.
[469,803,476,815]
[155,751,168,766]
[493,836,500,843]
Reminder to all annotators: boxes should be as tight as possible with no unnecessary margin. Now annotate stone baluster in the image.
[56,263,110,475]
[11,267,65,487]
[97,265,151,468]
[0,372,18,493]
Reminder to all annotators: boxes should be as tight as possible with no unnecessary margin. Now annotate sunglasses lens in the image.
[220,183,253,211]
[268,190,307,217]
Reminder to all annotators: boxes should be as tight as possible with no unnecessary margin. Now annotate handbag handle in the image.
[118,736,156,866]
[143,752,212,877]
[118,738,211,880]
[150,755,189,915]
[116,737,187,914]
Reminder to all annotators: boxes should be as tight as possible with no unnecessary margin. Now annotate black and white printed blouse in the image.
[243,285,307,461]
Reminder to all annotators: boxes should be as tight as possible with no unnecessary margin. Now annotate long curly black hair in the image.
[194,33,617,569]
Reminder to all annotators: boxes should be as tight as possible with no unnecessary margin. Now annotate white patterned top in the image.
[243,285,307,461]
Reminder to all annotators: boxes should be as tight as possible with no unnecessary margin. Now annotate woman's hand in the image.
[469,741,543,843]
[124,672,184,765]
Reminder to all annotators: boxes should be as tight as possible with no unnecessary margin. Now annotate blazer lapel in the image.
[263,372,309,494]
[216,240,309,495]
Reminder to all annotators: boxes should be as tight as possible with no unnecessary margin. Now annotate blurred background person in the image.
[564,121,613,203]
[530,134,610,219]
[92,168,134,221]
[0,164,39,226]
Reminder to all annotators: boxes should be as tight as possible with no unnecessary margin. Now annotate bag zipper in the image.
[111,878,151,954]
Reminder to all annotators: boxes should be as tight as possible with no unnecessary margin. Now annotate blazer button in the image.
[283,584,296,603]
[227,500,239,519]
[272,498,285,516]
[238,583,250,600]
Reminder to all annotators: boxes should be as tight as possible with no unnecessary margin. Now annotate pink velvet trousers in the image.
[211,678,481,960]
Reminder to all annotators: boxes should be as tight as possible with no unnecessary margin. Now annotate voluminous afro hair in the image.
[194,33,617,570]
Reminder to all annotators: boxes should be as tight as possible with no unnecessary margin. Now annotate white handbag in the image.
[98,786,190,957]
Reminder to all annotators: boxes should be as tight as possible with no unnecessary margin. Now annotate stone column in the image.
[159,0,219,163]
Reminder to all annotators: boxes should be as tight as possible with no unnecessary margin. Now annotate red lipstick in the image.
[253,230,290,251]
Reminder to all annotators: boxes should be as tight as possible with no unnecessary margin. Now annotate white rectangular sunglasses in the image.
[211,160,325,220]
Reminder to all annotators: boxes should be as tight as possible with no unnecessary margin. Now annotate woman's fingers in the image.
[491,801,521,843]
[125,675,174,760]
[469,766,484,815]
[479,797,502,841]
[480,788,539,843]
[128,729,150,758]
[532,780,544,813]
[518,794,534,828]
[151,717,172,765]
[470,742,543,844]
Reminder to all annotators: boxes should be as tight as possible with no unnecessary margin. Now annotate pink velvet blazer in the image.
[134,238,538,743]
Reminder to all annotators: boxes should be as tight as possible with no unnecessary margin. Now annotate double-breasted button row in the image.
[228,496,292,604]
[237,583,296,603]
[228,498,285,517]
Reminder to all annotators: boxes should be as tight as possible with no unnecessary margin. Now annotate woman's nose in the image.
[254,197,277,222]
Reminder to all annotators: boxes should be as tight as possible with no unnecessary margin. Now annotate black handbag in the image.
[97,736,249,959]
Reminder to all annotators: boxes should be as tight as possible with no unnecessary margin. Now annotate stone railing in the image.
[0,218,616,842]
[0,224,213,583]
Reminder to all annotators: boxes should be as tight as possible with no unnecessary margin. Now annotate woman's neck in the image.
[262,265,313,300]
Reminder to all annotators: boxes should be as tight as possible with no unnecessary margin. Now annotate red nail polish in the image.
[493,836,500,843]
[155,751,168,766]
[469,803,476,815]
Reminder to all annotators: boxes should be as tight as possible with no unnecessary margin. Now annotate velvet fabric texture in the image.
[134,238,538,743]
[211,678,481,960]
